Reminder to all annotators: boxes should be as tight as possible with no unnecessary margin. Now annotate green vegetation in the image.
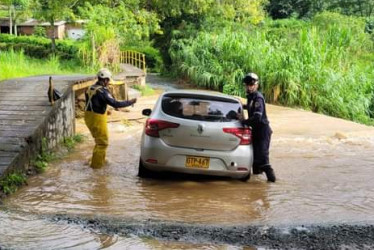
[1,0,373,124]
[0,172,27,195]
[0,50,90,81]
[0,134,85,196]
[32,138,56,173]
[0,10,7,17]
[32,134,85,173]
[0,34,81,60]
[61,134,85,152]
[169,12,374,124]
[132,84,155,96]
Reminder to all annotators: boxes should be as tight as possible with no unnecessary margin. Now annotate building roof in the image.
[19,19,66,27]
[0,18,86,27]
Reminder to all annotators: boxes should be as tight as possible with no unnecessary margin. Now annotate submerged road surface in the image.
[1,75,374,249]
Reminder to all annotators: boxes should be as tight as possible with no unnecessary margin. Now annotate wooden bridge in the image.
[0,62,145,179]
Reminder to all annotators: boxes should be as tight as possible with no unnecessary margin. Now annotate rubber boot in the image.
[263,165,276,182]
[252,165,263,175]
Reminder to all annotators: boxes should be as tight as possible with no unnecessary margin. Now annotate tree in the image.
[32,0,78,51]
[13,0,31,36]
[329,0,374,17]
[266,0,314,19]
[0,0,30,35]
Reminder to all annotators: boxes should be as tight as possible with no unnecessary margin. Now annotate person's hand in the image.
[130,98,137,105]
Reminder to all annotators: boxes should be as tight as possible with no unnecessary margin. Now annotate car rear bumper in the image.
[140,136,253,178]
[142,161,250,179]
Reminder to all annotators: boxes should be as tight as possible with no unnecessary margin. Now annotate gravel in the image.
[51,214,374,249]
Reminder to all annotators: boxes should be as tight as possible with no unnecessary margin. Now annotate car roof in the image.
[162,89,240,102]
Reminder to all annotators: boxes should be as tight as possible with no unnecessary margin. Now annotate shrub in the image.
[0,34,81,61]
[33,26,47,37]
[0,173,27,195]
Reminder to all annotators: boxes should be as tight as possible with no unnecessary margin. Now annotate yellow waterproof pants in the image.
[84,111,109,169]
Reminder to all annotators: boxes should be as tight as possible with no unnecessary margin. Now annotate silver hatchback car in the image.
[139,90,253,181]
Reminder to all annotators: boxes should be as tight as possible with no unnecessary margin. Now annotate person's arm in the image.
[102,89,136,108]
[242,97,264,127]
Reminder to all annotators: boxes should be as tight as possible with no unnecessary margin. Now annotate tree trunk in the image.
[50,19,56,53]
[8,5,13,35]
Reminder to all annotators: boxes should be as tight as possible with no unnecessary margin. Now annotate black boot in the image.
[252,165,263,175]
[263,165,276,182]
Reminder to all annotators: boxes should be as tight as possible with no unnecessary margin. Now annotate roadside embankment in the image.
[52,215,374,249]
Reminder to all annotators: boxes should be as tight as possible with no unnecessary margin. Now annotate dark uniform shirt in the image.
[243,91,269,129]
[85,83,133,114]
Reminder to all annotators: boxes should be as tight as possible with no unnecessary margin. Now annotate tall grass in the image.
[0,50,91,81]
[170,12,374,124]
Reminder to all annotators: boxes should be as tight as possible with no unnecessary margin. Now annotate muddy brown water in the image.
[1,76,374,249]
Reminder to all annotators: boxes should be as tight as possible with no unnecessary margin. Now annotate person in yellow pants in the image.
[85,68,137,168]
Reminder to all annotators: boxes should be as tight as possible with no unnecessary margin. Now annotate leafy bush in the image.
[61,134,85,151]
[33,26,47,37]
[0,34,81,60]
[0,173,27,195]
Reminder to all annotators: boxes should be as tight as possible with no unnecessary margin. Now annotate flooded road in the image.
[1,74,374,248]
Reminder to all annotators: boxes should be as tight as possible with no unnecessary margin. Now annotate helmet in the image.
[97,68,112,79]
[243,73,259,85]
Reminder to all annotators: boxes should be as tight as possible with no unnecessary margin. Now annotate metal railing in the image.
[120,50,146,73]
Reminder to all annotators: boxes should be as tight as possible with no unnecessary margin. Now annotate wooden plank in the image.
[0,114,45,120]
[0,110,48,116]
[0,144,23,152]
[0,137,27,145]
[0,96,48,101]
[0,151,18,158]
[0,105,50,111]
[0,114,46,120]
[0,101,50,106]
[0,156,14,165]
[0,90,47,94]
[0,125,39,131]
[0,92,47,96]
[0,130,33,137]
[0,120,41,126]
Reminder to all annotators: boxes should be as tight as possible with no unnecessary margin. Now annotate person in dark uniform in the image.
[84,68,137,168]
[240,73,276,182]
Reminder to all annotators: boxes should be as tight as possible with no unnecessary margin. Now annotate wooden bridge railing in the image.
[120,50,146,73]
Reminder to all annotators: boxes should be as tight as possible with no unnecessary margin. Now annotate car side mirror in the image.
[242,104,247,110]
[142,108,152,116]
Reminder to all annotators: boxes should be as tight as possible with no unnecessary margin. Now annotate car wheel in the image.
[239,172,251,182]
[138,160,153,178]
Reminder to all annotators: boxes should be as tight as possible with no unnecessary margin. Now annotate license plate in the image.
[185,156,210,169]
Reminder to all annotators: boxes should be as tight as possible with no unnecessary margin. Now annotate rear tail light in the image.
[146,158,158,164]
[145,119,180,137]
[223,127,252,145]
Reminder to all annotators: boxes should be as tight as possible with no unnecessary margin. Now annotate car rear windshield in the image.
[161,94,242,122]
